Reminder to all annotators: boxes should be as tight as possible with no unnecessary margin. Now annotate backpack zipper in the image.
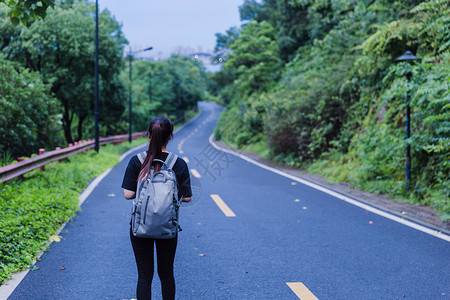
[142,180,151,224]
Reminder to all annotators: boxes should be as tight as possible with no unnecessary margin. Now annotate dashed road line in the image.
[191,169,201,178]
[286,282,319,300]
[210,194,236,217]
[182,156,189,163]
[176,113,214,155]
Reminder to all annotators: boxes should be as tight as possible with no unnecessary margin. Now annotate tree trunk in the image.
[62,102,73,144]
[77,114,86,142]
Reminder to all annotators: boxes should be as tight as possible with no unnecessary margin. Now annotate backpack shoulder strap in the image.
[137,151,147,164]
[164,152,178,170]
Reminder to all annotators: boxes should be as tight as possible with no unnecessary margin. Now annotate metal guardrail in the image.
[0,132,146,183]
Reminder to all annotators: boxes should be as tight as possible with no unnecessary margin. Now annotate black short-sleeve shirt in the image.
[121,152,192,199]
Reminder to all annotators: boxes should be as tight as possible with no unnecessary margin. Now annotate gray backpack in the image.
[131,151,181,239]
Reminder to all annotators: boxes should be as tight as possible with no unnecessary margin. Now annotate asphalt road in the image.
[8,101,450,299]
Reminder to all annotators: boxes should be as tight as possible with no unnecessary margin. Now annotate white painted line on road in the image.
[0,166,113,299]
[210,194,236,217]
[182,156,189,163]
[119,144,147,162]
[79,168,113,206]
[191,169,201,178]
[287,282,319,300]
[209,134,450,242]
[0,109,207,299]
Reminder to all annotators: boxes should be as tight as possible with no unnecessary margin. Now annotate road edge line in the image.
[0,166,113,299]
[0,107,205,298]
[209,134,450,243]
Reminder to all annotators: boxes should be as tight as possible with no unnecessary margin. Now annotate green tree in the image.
[3,1,128,143]
[0,54,62,158]
[213,0,450,218]
[223,20,281,100]
[212,26,240,64]
[122,55,207,132]
[0,0,55,25]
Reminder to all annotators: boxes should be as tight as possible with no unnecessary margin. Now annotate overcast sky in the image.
[98,0,245,59]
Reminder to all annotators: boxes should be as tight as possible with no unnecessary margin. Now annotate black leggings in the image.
[130,229,178,300]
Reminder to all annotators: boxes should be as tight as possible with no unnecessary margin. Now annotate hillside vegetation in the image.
[211,0,449,220]
[0,0,207,162]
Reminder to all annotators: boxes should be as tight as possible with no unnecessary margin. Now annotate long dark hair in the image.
[139,117,174,180]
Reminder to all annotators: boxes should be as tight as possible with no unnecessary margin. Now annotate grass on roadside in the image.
[307,151,450,222]
[0,138,147,284]
[0,108,201,284]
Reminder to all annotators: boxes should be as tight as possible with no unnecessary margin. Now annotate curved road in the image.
[7,102,450,299]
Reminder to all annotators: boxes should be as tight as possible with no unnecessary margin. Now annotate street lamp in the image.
[94,0,99,152]
[149,71,166,102]
[128,46,153,143]
[394,50,420,191]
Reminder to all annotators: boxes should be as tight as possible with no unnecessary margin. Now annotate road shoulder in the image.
[212,138,450,235]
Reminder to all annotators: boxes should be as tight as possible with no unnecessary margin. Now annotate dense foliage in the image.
[0,0,208,160]
[0,54,62,160]
[212,0,449,219]
[1,1,128,144]
[123,55,207,133]
[0,0,55,25]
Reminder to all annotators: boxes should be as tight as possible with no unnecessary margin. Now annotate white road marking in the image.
[0,109,206,298]
[0,167,113,299]
[209,134,450,242]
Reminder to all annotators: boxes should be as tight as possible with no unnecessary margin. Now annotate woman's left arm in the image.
[122,156,140,200]
[123,189,136,200]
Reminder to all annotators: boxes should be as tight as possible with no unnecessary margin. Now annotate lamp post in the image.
[94,0,99,152]
[394,50,420,191]
[128,46,153,143]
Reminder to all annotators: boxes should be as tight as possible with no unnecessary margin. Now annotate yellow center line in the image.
[178,132,193,155]
[286,282,319,300]
[191,169,201,178]
[210,194,236,217]
[182,156,189,163]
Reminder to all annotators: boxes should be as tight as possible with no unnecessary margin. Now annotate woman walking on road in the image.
[122,117,192,300]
